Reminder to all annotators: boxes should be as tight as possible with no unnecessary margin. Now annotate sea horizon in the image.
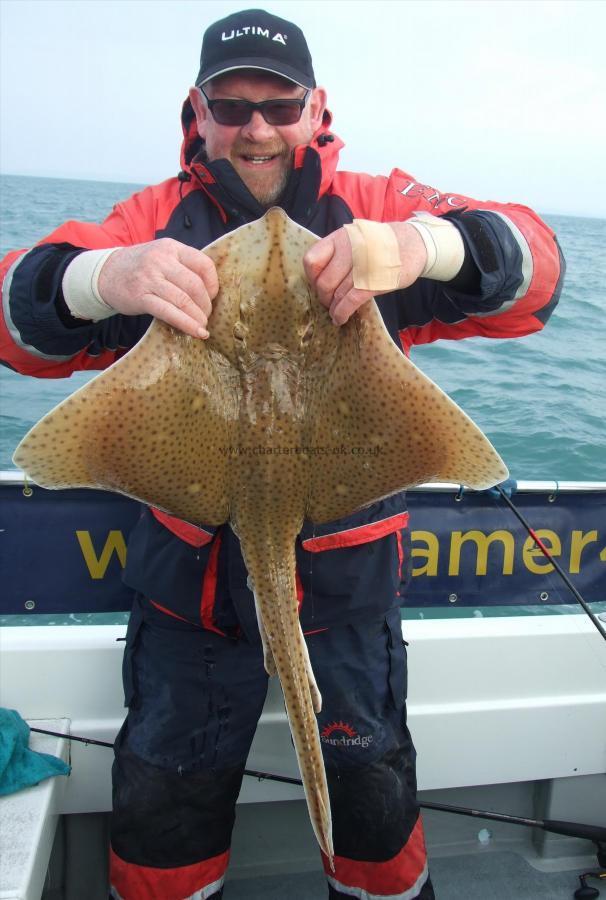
[2,171,605,223]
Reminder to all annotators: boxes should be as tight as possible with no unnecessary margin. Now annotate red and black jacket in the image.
[0,104,565,638]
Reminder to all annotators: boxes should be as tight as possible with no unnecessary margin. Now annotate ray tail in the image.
[242,534,334,868]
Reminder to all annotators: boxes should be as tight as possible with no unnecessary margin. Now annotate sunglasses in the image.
[199,86,310,127]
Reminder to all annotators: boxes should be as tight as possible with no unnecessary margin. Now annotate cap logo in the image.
[222,26,288,46]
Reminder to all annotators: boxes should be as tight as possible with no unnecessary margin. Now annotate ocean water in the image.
[0,173,604,481]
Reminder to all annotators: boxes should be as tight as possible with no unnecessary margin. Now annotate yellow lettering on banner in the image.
[411,531,439,576]
[76,530,127,579]
[569,530,598,574]
[449,530,514,576]
[522,530,561,574]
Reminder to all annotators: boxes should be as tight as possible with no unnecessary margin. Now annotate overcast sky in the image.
[1,0,604,217]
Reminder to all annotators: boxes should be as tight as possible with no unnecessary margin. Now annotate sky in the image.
[1,0,605,218]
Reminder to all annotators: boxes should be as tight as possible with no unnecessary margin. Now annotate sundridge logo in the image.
[320,721,374,750]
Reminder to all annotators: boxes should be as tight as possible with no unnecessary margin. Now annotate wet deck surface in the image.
[225,851,593,899]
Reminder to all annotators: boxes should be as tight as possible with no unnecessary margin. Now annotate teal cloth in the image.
[0,708,70,796]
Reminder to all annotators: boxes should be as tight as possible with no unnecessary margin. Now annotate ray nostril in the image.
[300,322,314,346]
[233,321,247,342]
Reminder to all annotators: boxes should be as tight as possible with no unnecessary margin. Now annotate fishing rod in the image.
[492,483,606,642]
[28,726,606,853]
[24,729,606,899]
[29,727,113,749]
[244,768,606,851]
[244,771,606,860]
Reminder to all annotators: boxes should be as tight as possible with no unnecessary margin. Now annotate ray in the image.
[13,208,508,867]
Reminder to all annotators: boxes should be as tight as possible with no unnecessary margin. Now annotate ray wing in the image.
[13,276,245,528]
[307,300,508,524]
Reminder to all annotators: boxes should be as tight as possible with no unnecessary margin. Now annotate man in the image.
[0,8,564,899]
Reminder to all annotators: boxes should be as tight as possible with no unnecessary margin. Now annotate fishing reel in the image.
[573,842,606,899]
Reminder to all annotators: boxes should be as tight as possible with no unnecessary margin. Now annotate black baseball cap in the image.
[195,8,315,89]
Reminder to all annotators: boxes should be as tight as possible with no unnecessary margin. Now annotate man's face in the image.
[189,71,327,206]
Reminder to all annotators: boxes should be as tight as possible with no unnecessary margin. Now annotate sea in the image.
[1,173,604,482]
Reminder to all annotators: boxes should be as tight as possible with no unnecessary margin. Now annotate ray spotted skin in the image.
[13,209,508,866]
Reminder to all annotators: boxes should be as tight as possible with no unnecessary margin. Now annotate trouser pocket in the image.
[121,594,144,708]
[386,607,408,711]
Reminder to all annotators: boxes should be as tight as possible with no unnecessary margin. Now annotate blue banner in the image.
[404,488,605,608]
[1,484,140,615]
[1,482,604,615]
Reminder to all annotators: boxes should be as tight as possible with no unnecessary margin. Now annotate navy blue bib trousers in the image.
[109,595,434,899]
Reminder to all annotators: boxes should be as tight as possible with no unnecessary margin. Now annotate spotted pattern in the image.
[13,208,508,867]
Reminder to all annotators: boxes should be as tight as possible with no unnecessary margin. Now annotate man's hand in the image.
[303,222,427,325]
[97,239,219,338]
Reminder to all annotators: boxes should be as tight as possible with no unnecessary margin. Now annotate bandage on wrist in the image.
[407,212,465,282]
[343,220,402,292]
[62,248,119,321]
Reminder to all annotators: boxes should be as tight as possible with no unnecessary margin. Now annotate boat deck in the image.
[220,797,603,900]
[224,854,594,900]
[38,798,602,900]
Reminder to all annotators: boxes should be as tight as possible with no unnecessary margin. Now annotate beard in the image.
[201,139,294,208]
[231,139,294,208]
[245,159,292,207]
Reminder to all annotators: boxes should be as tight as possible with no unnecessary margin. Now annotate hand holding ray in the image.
[97,238,219,339]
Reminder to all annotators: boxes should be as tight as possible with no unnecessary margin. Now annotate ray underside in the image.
[13,208,508,865]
